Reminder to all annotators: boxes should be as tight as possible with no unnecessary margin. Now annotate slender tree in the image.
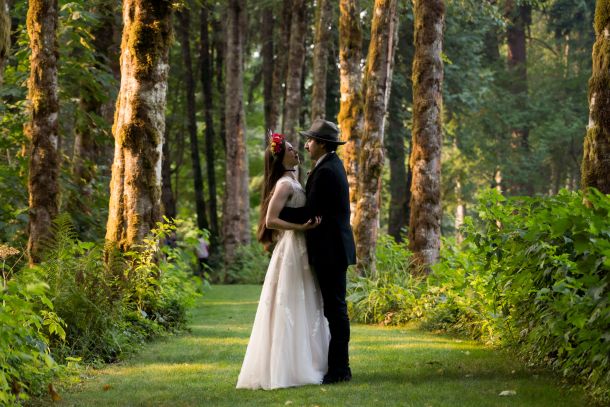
[269,0,291,132]
[261,3,274,132]
[582,0,610,194]
[505,0,532,195]
[0,0,10,86]
[311,0,333,121]
[337,0,364,219]
[282,0,307,146]
[352,0,398,275]
[386,10,414,243]
[200,2,219,239]
[212,9,226,150]
[105,0,173,252]
[177,6,209,232]
[25,0,60,264]
[408,0,445,274]
[223,0,249,265]
[161,127,177,219]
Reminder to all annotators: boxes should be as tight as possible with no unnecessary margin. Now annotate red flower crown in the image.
[268,132,285,157]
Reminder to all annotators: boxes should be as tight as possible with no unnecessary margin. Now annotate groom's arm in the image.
[278,207,310,224]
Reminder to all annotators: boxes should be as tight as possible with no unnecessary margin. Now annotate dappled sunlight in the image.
[180,336,249,347]
[353,342,482,351]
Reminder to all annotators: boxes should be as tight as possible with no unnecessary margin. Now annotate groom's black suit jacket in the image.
[280,152,356,269]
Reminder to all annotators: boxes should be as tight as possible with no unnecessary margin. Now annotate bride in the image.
[236,133,330,390]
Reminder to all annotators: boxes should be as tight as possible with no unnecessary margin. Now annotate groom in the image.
[280,118,356,384]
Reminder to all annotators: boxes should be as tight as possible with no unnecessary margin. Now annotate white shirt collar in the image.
[314,151,334,168]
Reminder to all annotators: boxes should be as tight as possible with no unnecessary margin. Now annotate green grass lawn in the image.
[38,285,589,407]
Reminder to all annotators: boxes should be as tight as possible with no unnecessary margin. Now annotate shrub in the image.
[224,242,270,284]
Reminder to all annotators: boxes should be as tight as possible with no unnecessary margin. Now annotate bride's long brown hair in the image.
[257,138,287,251]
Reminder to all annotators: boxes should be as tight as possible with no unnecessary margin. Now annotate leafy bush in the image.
[224,242,270,284]
[347,189,610,403]
[0,263,64,405]
[347,234,425,325]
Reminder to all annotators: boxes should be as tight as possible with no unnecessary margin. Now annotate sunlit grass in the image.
[36,285,590,407]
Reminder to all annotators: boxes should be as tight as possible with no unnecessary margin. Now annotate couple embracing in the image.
[236,119,357,390]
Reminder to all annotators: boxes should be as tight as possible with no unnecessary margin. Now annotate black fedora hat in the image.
[299,118,346,145]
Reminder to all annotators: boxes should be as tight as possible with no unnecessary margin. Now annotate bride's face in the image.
[282,142,300,168]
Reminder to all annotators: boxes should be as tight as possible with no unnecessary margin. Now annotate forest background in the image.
[1,0,609,405]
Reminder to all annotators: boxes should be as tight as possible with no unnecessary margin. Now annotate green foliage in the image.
[224,242,270,284]
[347,235,424,325]
[349,189,610,403]
[0,267,64,404]
[38,215,202,364]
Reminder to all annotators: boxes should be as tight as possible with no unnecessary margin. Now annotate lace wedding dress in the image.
[236,176,329,390]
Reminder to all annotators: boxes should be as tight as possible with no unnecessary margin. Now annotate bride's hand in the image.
[300,216,321,231]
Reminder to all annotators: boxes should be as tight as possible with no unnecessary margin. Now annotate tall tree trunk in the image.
[212,10,226,150]
[505,0,532,195]
[386,119,411,243]
[261,5,274,132]
[161,126,176,219]
[177,7,208,232]
[200,2,219,239]
[337,0,364,220]
[582,0,610,194]
[408,0,445,274]
[223,0,249,265]
[25,0,60,264]
[269,0,292,132]
[105,0,172,252]
[386,10,414,243]
[283,0,307,146]
[0,0,10,86]
[352,0,398,276]
[311,0,332,121]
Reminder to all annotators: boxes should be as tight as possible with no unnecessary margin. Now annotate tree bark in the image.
[505,0,532,195]
[177,8,208,232]
[269,0,292,132]
[337,0,364,220]
[408,0,445,274]
[25,0,60,264]
[311,0,333,121]
[352,0,398,276]
[223,0,250,265]
[261,6,274,133]
[0,0,10,86]
[582,0,610,194]
[212,10,226,150]
[282,0,307,145]
[105,0,172,252]
[200,2,219,239]
[161,125,176,219]
[386,117,411,243]
[386,11,413,243]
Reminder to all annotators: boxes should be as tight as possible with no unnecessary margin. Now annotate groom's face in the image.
[305,138,326,161]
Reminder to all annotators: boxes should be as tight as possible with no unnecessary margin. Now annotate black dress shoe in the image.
[322,370,352,384]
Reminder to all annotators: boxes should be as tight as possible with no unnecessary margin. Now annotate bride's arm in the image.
[266,182,319,231]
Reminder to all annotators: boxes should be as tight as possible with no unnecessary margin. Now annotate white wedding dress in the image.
[236,176,330,390]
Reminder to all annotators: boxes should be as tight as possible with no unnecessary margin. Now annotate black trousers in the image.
[313,263,350,375]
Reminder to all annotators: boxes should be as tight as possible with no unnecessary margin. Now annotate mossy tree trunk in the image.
[408,0,445,274]
[25,0,60,265]
[223,0,249,266]
[200,1,219,240]
[582,0,610,194]
[311,0,333,121]
[0,0,10,86]
[352,0,398,276]
[177,7,209,232]
[337,0,364,220]
[283,0,307,146]
[105,0,172,252]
